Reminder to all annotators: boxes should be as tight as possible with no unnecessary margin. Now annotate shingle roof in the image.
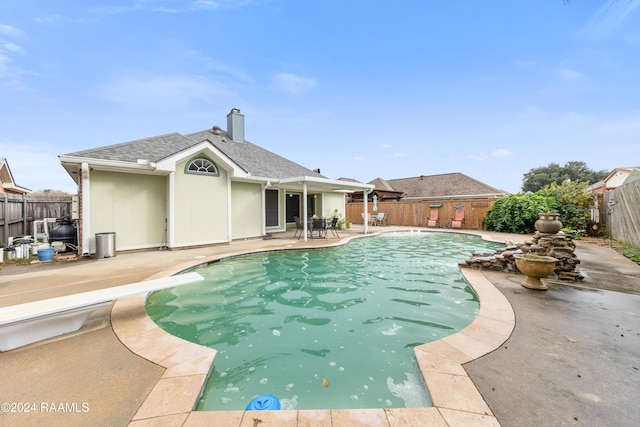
[368,177,397,192]
[64,128,324,180]
[385,173,507,198]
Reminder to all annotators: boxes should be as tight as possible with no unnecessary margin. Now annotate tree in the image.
[30,189,73,197]
[521,161,609,193]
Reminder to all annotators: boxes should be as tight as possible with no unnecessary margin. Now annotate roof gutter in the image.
[59,156,159,173]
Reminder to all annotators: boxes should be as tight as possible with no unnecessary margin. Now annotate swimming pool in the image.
[145,231,502,411]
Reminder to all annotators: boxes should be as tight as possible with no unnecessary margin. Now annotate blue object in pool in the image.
[246,394,281,410]
[37,247,55,261]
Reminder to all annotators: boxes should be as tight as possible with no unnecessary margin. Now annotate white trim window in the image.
[185,157,219,176]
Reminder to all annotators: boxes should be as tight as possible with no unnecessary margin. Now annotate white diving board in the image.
[0,272,204,351]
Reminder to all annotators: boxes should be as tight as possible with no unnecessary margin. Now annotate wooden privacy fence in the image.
[1,194,73,246]
[346,198,500,230]
[604,178,640,247]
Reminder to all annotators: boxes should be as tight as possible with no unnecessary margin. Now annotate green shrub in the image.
[483,193,553,233]
[536,181,593,231]
[483,180,595,235]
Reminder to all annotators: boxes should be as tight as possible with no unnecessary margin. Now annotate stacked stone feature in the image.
[459,232,583,281]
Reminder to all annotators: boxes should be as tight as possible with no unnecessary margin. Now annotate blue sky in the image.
[1,0,639,194]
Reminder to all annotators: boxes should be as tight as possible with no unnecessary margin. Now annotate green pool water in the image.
[145,231,502,411]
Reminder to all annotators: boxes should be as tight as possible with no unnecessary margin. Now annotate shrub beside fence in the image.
[1,194,73,246]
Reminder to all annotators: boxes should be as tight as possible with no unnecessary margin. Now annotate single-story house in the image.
[0,158,31,195]
[586,167,640,194]
[345,173,508,229]
[349,173,507,202]
[376,173,507,200]
[59,109,374,255]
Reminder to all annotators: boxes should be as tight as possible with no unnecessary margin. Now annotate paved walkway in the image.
[466,242,640,427]
[0,227,638,426]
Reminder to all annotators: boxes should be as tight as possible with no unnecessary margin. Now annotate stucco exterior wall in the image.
[231,181,262,239]
[321,192,346,219]
[90,171,166,252]
[173,158,229,246]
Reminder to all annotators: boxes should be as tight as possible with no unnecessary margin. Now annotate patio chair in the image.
[451,209,465,229]
[376,212,388,226]
[327,216,340,238]
[312,217,327,238]
[361,212,373,226]
[293,216,305,239]
[427,209,440,227]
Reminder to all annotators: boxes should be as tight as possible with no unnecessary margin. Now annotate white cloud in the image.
[353,156,365,161]
[599,114,640,133]
[0,26,30,91]
[192,0,262,10]
[468,153,488,161]
[2,42,23,53]
[192,0,224,9]
[491,149,513,158]
[111,1,265,14]
[0,24,23,37]
[183,50,255,84]
[94,72,236,109]
[559,68,584,81]
[516,105,548,120]
[0,140,77,193]
[389,152,407,159]
[580,0,640,39]
[270,72,317,95]
[34,14,64,24]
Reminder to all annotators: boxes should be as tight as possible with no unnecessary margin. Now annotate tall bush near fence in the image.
[483,181,597,235]
[482,193,552,234]
[536,181,594,233]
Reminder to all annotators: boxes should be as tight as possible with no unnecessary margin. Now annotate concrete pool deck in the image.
[1,226,639,426]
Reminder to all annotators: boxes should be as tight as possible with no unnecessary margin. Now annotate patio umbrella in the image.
[373,194,378,212]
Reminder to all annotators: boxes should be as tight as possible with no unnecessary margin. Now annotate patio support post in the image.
[80,162,91,255]
[364,187,373,234]
[303,183,308,241]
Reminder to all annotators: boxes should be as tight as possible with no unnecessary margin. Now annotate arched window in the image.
[185,157,219,176]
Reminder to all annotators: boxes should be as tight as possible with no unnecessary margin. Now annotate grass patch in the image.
[622,244,640,264]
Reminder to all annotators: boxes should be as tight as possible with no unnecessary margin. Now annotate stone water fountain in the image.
[460,212,584,284]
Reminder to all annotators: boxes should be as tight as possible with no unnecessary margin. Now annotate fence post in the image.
[3,194,7,247]
[23,196,28,237]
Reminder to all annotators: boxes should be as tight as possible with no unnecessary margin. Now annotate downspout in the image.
[81,162,91,255]
[168,172,175,248]
[364,187,373,234]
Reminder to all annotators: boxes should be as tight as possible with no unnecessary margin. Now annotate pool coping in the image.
[115,232,514,427]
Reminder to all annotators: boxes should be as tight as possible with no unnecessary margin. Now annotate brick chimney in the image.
[226,108,245,143]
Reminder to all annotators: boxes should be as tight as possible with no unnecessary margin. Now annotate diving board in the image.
[0,272,204,351]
